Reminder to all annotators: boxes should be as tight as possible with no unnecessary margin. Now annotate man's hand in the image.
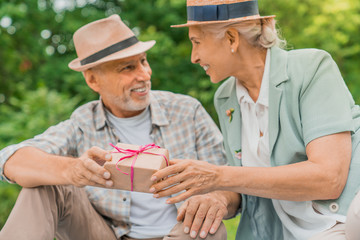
[4,146,114,188]
[67,146,113,188]
[178,192,229,239]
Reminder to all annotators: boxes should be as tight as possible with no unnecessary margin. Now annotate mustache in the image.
[130,81,151,89]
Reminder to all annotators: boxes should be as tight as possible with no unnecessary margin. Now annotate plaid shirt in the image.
[0,90,226,238]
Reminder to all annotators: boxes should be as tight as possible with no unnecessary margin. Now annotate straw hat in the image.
[171,0,275,28]
[69,14,156,72]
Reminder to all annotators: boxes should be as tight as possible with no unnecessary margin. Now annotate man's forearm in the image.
[4,147,74,187]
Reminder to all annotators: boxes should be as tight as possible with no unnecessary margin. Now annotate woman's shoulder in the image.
[287,48,334,66]
[274,47,339,87]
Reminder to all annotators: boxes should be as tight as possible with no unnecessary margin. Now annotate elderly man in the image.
[0,15,240,240]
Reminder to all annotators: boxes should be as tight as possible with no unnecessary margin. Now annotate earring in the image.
[231,49,235,53]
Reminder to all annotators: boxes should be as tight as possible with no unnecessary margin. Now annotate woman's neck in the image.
[233,47,267,102]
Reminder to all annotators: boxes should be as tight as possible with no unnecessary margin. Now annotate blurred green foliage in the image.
[0,0,360,236]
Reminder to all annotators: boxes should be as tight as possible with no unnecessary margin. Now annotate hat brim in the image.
[171,15,276,28]
[68,40,156,72]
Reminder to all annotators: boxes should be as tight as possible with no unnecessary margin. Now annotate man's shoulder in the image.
[70,100,102,125]
[71,100,100,116]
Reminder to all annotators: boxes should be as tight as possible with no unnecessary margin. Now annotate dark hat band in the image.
[187,0,259,22]
[80,36,139,65]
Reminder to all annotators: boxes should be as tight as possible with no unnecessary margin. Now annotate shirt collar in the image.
[236,49,270,107]
[94,98,107,130]
[94,92,169,131]
[149,92,170,126]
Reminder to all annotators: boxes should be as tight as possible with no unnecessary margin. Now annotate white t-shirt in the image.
[106,107,178,238]
[235,49,345,239]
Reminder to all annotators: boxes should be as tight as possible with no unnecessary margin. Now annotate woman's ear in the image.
[225,28,240,53]
[84,69,101,93]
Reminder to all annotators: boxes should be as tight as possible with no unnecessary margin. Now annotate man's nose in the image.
[136,65,151,81]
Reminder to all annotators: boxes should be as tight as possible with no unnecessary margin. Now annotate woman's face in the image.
[189,26,235,83]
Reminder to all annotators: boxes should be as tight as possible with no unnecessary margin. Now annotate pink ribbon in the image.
[109,143,169,191]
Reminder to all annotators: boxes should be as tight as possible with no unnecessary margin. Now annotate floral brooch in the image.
[235,149,242,160]
[226,108,235,122]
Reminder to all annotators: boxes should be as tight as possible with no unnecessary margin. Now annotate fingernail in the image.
[153,194,159,198]
[151,176,157,181]
[149,187,155,193]
[105,154,111,160]
[200,231,206,238]
[210,228,215,234]
[104,172,110,179]
[105,180,113,187]
[166,199,171,204]
[184,226,189,233]
[103,172,110,179]
[190,231,197,238]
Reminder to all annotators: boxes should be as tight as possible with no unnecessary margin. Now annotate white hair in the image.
[199,18,286,49]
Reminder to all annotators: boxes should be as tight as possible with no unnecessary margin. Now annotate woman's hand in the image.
[149,159,222,203]
[67,146,113,188]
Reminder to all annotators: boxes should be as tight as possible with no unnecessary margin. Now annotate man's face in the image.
[89,53,152,118]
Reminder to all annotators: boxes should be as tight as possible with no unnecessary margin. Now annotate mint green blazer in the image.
[214,47,360,239]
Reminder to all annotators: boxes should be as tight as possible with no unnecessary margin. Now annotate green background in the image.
[1,0,360,238]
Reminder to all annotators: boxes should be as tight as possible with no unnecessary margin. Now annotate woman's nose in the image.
[191,49,199,64]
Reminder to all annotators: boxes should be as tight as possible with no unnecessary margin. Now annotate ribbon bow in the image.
[110,143,169,191]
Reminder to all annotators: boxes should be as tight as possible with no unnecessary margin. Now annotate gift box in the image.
[104,143,169,193]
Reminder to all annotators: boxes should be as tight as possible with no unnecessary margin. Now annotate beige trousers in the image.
[309,191,360,240]
[0,185,226,240]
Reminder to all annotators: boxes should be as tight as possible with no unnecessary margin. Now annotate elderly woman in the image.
[150,0,360,239]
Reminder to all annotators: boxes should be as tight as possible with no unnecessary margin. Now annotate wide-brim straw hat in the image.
[171,0,275,28]
[69,14,156,72]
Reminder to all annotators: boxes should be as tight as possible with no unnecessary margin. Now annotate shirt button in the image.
[329,202,339,212]
[123,197,127,202]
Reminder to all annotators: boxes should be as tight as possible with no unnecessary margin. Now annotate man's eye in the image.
[120,65,135,71]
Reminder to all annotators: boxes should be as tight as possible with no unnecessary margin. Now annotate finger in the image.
[182,199,201,235]
[83,157,112,182]
[177,200,189,222]
[87,146,112,165]
[151,172,183,193]
[86,171,113,187]
[197,206,219,238]
[152,180,193,200]
[187,202,210,239]
[151,160,185,181]
[160,190,194,205]
[151,166,197,194]
[208,210,225,235]
[168,159,183,165]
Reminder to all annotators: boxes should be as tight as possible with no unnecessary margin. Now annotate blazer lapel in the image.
[217,78,243,166]
[268,47,289,157]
